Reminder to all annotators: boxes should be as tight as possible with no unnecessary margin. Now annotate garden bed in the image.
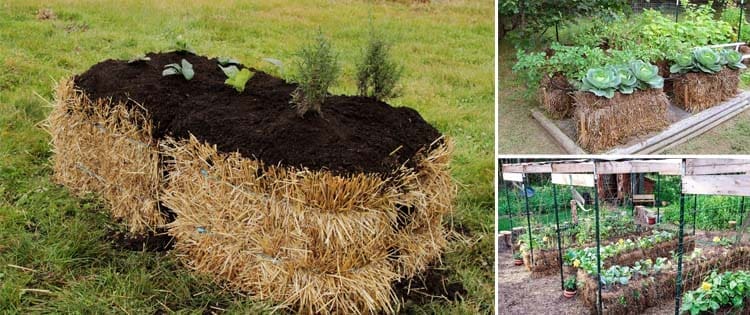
[48,51,454,314]
[673,68,740,113]
[573,89,670,152]
[578,245,750,315]
[520,227,653,277]
[533,91,750,154]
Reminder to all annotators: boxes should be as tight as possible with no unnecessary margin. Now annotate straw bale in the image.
[673,68,740,113]
[538,74,574,119]
[160,135,454,314]
[574,89,670,152]
[46,79,164,233]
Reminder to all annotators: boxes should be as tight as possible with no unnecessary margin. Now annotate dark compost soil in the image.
[393,264,467,305]
[104,228,174,252]
[73,52,442,176]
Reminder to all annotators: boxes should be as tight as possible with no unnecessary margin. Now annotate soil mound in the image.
[74,51,441,175]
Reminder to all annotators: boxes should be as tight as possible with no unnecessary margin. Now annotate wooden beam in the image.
[523,163,552,173]
[609,93,750,154]
[686,158,750,175]
[551,173,595,187]
[551,161,594,173]
[595,159,681,175]
[647,100,750,154]
[501,164,525,173]
[682,175,750,196]
[503,172,524,182]
[531,110,587,154]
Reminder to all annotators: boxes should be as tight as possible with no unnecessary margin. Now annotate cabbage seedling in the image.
[224,68,253,92]
[162,59,194,80]
[217,57,241,67]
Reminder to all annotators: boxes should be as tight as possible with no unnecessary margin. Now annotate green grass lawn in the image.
[0,1,494,313]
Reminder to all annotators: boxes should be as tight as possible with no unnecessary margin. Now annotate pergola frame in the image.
[500,158,750,315]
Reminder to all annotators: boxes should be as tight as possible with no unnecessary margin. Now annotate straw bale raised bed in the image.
[538,73,574,119]
[47,52,455,314]
[574,89,670,152]
[579,245,750,315]
[673,68,740,113]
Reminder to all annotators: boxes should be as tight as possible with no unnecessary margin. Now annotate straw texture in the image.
[46,79,165,233]
[159,136,454,314]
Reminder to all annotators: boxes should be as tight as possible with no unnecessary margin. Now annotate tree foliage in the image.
[499,0,630,41]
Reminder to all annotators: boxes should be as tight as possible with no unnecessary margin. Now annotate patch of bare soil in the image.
[104,228,174,252]
[497,250,587,315]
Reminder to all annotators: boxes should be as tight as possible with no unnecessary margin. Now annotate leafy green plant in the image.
[564,276,577,291]
[613,65,637,94]
[291,31,340,117]
[629,60,664,90]
[224,68,253,92]
[722,50,746,70]
[356,26,402,101]
[217,56,241,67]
[580,67,620,98]
[670,53,695,74]
[512,252,522,260]
[681,271,750,315]
[694,47,722,74]
[162,59,194,80]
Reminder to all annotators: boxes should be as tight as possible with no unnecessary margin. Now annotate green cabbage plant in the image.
[693,47,722,74]
[630,60,664,89]
[669,53,695,74]
[612,65,637,94]
[722,50,746,70]
[224,68,253,92]
[581,67,620,99]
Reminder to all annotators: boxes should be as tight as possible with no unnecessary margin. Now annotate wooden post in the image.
[570,200,578,224]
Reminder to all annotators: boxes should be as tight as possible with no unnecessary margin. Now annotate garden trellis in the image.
[499,158,750,314]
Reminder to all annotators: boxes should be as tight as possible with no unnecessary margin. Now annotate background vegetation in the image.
[0,0,494,313]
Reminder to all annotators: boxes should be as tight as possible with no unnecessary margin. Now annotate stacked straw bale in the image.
[574,89,670,152]
[160,136,454,314]
[672,68,740,112]
[47,78,455,314]
[47,79,165,233]
[538,73,574,119]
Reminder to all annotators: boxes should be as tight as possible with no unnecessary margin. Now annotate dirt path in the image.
[497,250,587,315]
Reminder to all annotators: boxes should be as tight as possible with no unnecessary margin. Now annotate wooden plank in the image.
[682,175,750,196]
[595,159,681,175]
[551,173,595,187]
[609,92,750,154]
[501,164,525,173]
[523,163,552,173]
[530,110,587,154]
[686,158,750,175]
[551,161,594,173]
[503,172,524,182]
[643,100,750,154]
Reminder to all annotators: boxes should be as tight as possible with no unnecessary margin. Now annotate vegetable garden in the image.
[501,1,750,154]
[497,158,750,314]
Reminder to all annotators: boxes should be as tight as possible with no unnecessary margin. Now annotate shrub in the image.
[356,27,402,101]
[291,31,340,117]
